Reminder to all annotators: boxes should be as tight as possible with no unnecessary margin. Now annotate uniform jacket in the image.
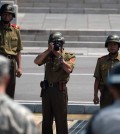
[40,49,75,83]
[94,53,120,86]
[91,100,120,134]
[0,94,39,134]
[0,21,23,55]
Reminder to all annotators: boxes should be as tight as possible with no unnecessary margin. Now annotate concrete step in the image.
[20,30,120,48]
[18,7,119,14]
[18,2,120,9]
[22,40,104,48]
[21,30,120,36]
[17,0,120,14]
[21,35,106,42]
[17,0,120,4]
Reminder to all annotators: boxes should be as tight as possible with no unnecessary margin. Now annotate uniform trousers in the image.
[100,85,114,108]
[42,84,68,134]
[6,58,16,99]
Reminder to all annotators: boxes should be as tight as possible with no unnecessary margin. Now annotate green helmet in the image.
[0,4,15,18]
[48,32,65,45]
[105,34,120,47]
[107,63,120,87]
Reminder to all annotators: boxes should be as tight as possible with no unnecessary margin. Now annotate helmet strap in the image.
[1,19,9,24]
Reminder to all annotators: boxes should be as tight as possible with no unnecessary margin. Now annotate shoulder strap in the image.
[11,24,20,29]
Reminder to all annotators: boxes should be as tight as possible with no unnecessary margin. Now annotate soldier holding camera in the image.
[34,32,75,134]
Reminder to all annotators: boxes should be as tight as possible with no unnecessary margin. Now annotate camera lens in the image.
[54,44,60,51]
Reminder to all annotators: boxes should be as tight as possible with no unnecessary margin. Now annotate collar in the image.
[107,53,120,61]
[61,49,65,57]
[0,21,12,31]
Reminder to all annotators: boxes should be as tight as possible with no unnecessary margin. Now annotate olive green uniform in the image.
[40,50,75,134]
[0,21,23,98]
[94,54,120,108]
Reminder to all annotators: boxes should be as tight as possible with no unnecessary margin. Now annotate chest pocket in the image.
[101,63,111,73]
[101,63,110,78]
[46,58,61,72]
[11,37,18,47]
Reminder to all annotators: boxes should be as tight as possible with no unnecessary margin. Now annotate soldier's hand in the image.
[48,42,54,52]
[16,68,22,78]
[93,95,99,104]
[52,50,61,57]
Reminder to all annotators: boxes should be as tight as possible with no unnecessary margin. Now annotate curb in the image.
[18,101,100,114]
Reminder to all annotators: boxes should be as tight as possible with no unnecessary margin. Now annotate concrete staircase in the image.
[16,0,120,48]
[21,30,120,48]
[17,0,120,14]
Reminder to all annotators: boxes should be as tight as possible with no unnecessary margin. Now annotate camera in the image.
[53,40,62,51]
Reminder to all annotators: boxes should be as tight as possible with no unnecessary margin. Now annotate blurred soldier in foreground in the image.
[0,55,39,134]
[34,32,76,134]
[93,35,120,108]
[85,63,120,134]
[0,4,23,99]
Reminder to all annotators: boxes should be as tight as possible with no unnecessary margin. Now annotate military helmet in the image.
[105,34,120,47]
[0,4,15,18]
[48,32,65,44]
[0,55,9,76]
[107,63,120,86]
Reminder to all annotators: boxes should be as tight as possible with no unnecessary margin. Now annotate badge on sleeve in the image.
[70,58,75,63]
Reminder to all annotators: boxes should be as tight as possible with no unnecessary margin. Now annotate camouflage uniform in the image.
[40,49,75,134]
[0,94,39,134]
[0,21,23,98]
[94,54,120,108]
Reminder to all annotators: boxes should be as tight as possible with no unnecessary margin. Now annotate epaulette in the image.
[65,51,74,55]
[11,24,20,29]
[98,55,108,60]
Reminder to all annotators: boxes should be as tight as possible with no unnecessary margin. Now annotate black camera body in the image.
[53,40,62,51]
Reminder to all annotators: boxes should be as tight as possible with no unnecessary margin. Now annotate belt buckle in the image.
[49,83,53,87]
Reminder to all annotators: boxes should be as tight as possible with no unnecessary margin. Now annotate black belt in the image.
[48,81,67,87]
[48,82,59,87]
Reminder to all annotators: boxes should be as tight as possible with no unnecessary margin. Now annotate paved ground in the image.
[18,13,120,30]
[33,113,92,134]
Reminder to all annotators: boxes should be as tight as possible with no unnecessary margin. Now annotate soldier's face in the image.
[107,42,119,54]
[1,12,13,23]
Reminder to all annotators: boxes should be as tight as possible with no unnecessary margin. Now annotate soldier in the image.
[93,34,120,108]
[0,4,23,99]
[34,32,76,134]
[85,63,120,134]
[0,55,39,134]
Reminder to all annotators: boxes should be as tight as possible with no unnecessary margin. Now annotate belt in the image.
[48,81,67,87]
[48,82,59,87]
[0,53,16,59]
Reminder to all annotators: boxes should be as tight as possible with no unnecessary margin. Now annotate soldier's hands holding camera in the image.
[48,41,63,63]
